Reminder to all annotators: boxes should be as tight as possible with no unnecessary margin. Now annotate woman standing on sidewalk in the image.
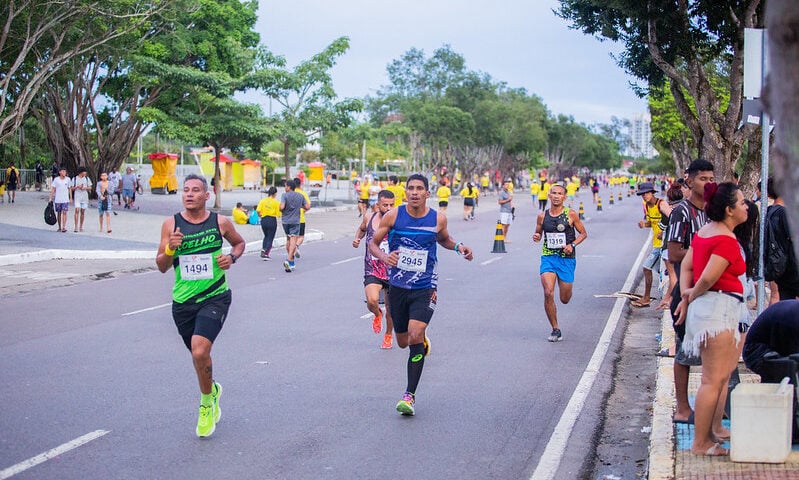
[675,182,749,457]
[256,186,281,260]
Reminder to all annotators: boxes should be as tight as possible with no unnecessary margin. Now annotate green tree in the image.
[245,37,363,177]
[557,0,763,180]
[31,0,260,181]
[0,0,170,143]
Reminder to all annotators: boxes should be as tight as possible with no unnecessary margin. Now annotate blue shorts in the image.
[123,188,134,198]
[540,255,576,283]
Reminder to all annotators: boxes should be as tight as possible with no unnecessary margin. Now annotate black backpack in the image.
[8,168,17,183]
[764,206,791,281]
[44,201,57,225]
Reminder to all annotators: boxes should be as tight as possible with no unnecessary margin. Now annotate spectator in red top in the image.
[675,182,749,457]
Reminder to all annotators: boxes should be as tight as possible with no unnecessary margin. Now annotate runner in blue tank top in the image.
[369,173,473,416]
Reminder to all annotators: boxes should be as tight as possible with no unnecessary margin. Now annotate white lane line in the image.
[529,233,651,480]
[0,429,110,480]
[331,256,360,265]
[121,303,171,316]
[480,256,504,266]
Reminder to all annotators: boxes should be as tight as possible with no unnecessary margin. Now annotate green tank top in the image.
[172,212,228,303]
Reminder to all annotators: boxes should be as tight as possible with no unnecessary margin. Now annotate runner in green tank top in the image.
[156,174,245,438]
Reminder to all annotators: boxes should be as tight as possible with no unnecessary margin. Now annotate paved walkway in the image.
[648,309,799,479]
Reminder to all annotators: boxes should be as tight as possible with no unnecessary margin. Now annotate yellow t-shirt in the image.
[566,182,579,197]
[460,186,478,199]
[537,182,550,200]
[387,184,406,207]
[530,183,540,196]
[480,175,490,188]
[645,201,664,248]
[436,185,451,202]
[0,184,5,195]
[359,182,371,200]
[232,208,248,225]
[256,196,281,218]
[297,188,311,223]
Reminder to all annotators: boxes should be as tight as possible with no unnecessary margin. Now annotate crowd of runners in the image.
[154,164,799,458]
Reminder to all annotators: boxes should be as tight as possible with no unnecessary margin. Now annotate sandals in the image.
[631,299,652,308]
[695,443,729,456]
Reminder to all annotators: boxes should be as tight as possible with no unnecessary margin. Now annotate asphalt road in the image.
[1,191,650,479]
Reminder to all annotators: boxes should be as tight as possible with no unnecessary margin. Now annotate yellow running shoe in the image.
[396,392,415,416]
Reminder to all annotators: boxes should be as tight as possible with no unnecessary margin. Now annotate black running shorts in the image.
[172,289,232,350]
[388,286,436,333]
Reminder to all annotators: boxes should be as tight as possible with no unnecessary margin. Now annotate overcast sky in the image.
[251,0,648,126]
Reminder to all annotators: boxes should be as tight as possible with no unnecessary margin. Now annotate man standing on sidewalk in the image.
[369,173,473,416]
[280,179,309,272]
[156,173,245,438]
[49,166,71,232]
[666,159,714,424]
[632,182,671,308]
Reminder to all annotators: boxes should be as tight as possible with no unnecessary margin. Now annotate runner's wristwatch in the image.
[228,253,238,264]
[570,243,576,249]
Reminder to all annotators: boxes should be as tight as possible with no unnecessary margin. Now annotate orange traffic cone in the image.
[491,220,506,253]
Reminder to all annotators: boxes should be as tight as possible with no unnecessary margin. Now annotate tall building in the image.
[626,112,657,159]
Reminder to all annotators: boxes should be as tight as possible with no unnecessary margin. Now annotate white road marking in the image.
[480,256,504,266]
[331,256,360,265]
[121,303,171,316]
[529,233,651,480]
[359,313,372,319]
[0,429,110,480]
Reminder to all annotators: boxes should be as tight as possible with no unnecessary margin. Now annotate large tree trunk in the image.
[764,0,799,261]
[32,58,152,193]
[647,1,760,182]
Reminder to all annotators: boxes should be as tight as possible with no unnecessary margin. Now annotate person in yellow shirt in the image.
[232,202,249,225]
[633,182,671,307]
[480,173,490,196]
[386,175,406,207]
[566,180,579,203]
[0,181,5,203]
[460,182,479,220]
[537,180,551,211]
[294,177,312,259]
[436,179,451,213]
[530,181,541,206]
[358,178,371,217]
[256,186,281,259]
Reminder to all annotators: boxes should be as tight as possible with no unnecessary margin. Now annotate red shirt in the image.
[690,234,745,293]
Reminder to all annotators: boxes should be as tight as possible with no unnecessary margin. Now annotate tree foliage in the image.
[557,0,764,181]
[0,0,170,143]
[244,37,363,176]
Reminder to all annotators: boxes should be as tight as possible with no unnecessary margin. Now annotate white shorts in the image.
[682,291,742,358]
[74,199,89,210]
[499,212,513,225]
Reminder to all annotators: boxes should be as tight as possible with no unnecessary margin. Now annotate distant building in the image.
[625,112,657,159]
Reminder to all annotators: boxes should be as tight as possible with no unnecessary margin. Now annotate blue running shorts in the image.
[540,255,576,283]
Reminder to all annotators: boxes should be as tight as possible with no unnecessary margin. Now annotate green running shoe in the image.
[196,404,215,437]
[212,382,222,424]
[396,392,415,416]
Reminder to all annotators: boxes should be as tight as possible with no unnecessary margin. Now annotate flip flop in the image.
[631,300,652,308]
[673,412,695,424]
[698,443,729,456]
[657,348,674,358]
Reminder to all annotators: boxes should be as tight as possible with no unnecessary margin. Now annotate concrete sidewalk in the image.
[648,309,799,479]
[0,188,359,295]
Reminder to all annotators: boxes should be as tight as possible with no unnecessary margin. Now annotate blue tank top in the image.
[388,205,438,289]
